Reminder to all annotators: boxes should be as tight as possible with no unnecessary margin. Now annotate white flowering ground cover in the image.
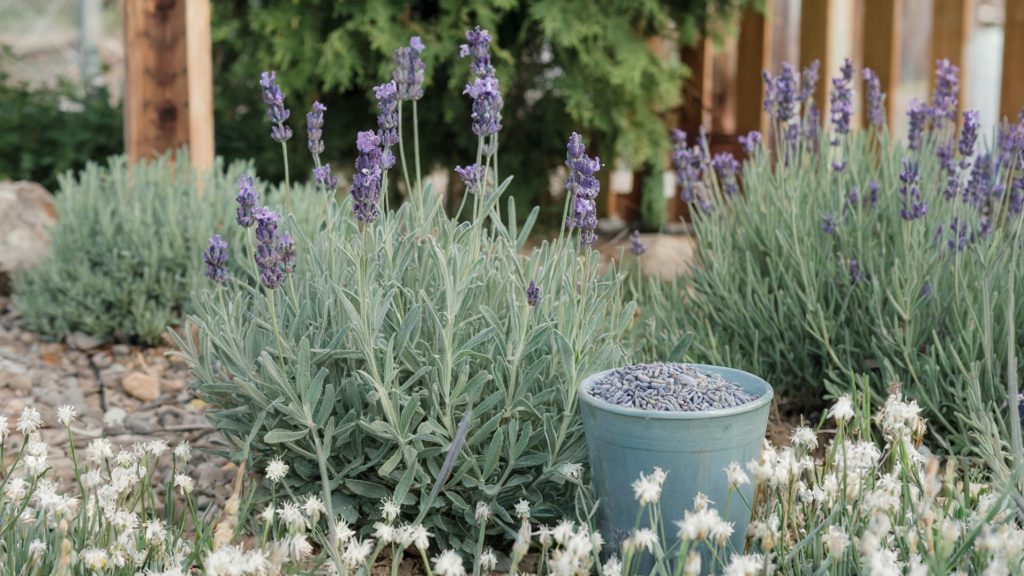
[2,386,1022,575]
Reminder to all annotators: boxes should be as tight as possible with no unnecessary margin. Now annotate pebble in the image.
[122,371,161,401]
[586,362,759,412]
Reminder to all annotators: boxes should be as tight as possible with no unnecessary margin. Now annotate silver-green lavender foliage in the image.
[14,154,319,345]
[641,59,1024,455]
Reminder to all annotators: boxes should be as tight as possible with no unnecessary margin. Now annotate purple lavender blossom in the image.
[254,208,286,289]
[847,187,859,206]
[739,131,762,155]
[671,130,705,205]
[565,132,601,247]
[313,164,339,192]
[921,282,932,298]
[393,37,426,101]
[821,214,838,235]
[937,142,955,173]
[863,68,885,127]
[848,259,863,285]
[899,158,927,220]
[1018,393,1024,419]
[351,131,384,223]
[375,81,399,170]
[907,99,928,151]
[630,230,646,256]
[959,110,980,160]
[1011,179,1024,215]
[278,232,295,274]
[464,76,503,137]
[460,27,494,78]
[203,234,229,283]
[946,218,969,252]
[803,102,820,147]
[236,175,259,228]
[829,58,855,142]
[306,101,326,156]
[260,71,292,143]
[455,164,483,195]
[964,153,994,207]
[799,60,820,103]
[869,181,880,208]
[526,280,541,307]
[711,152,740,197]
[763,64,799,125]
[930,59,960,127]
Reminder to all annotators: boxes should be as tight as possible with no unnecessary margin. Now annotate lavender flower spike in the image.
[711,152,740,197]
[203,234,229,283]
[526,280,541,307]
[236,175,259,228]
[907,99,927,151]
[260,71,292,143]
[829,58,854,143]
[351,131,384,223]
[739,131,762,155]
[959,109,980,160]
[313,164,339,192]
[630,230,646,256]
[565,132,601,247]
[460,27,494,78]
[930,59,960,127]
[253,208,285,289]
[393,37,426,101]
[799,60,820,103]
[455,164,483,195]
[862,68,885,128]
[306,101,326,156]
[464,76,503,137]
[374,81,399,169]
[899,158,927,221]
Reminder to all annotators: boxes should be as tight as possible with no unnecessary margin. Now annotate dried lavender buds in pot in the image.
[586,362,759,412]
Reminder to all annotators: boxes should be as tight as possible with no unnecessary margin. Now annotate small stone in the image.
[104,406,128,427]
[91,351,112,369]
[0,369,32,394]
[163,377,187,392]
[67,331,104,351]
[122,371,161,401]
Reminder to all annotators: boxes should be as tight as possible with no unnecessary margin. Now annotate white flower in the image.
[514,498,531,519]
[822,525,849,556]
[474,501,492,522]
[259,505,276,524]
[114,450,136,468]
[551,520,576,545]
[174,473,194,495]
[342,538,375,568]
[676,507,733,545]
[303,494,325,523]
[289,535,313,560]
[692,492,713,511]
[631,467,666,505]
[791,426,818,449]
[57,405,78,427]
[5,478,28,501]
[146,440,169,457]
[723,553,765,576]
[374,521,396,544]
[174,441,192,462]
[683,551,701,576]
[478,548,498,572]
[85,438,113,463]
[560,462,583,480]
[630,528,658,553]
[432,549,466,576]
[407,523,432,550]
[334,519,355,545]
[725,462,750,489]
[380,497,401,523]
[280,502,306,532]
[265,457,289,483]
[81,548,109,570]
[28,539,46,558]
[145,519,168,543]
[17,406,42,434]
[829,395,855,423]
[602,556,623,576]
[0,415,8,441]
[876,394,925,442]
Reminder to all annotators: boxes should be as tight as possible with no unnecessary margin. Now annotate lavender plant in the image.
[640,58,1024,455]
[178,29,635,553]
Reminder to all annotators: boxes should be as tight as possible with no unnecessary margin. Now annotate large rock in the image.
[0,181,55,294]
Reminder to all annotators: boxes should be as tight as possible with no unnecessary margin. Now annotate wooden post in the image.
[800,0,833,112]
[124,0,214,171]
[1001,0,1024,120]
[862,0,902,128]
[735,3,772,137]
[930,0,970,122]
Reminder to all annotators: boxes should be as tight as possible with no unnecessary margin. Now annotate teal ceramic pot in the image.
[578,364,773,558]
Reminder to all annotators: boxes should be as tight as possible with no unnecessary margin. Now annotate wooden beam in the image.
[862,0,902,128]
[735,3,772,136]
[930,0,971,122]
[1001,0,1024,120]
[800,0,833,113]
[186,0,214,172]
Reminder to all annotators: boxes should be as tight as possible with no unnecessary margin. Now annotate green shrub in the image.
[0,66,122,191]
[14,154,319,344]
[639,59,1024,454]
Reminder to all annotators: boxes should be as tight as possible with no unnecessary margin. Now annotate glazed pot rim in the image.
[578,363,774,420]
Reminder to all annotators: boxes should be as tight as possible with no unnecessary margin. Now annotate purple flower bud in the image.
[945,217,970,253]
[630,230,646,256]
[803,102,820,148]
[799,60,820,103]
[930,59,960,127]
[1011,180,1024,216]
[236,175,259,228]
[526,280,541,307]
[848,259,863,285]
[565,132,601,248]
[739,131,762,155]
[313,164,339,192]
[829,59,855,144]
[374,81,399,171]
[455,164,483,195]
[254,207,280,246]
[899,158,926,221]
[1018,393,1024,419]
[253,208,288,290]
[461,27,494,78]
[766,63,799,125]
[847,187,859,206]
[821,214,837,235]
[862,68,885,127]
[671,131,706,206]
[965,153,994,207]
[463,76,503,137]
[351,130,383,223]
[869,181,880,208]
[920,281,932,298]
[907,99,927,151]
[959,110,980,159]
[278,232,295,274]
[711,152,740,196]
[203,234,229,283]
[260,71,292,143]
[307,101,327,156]
[393,37,426,101]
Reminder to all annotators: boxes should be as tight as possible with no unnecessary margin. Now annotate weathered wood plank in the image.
[862,0,902,127]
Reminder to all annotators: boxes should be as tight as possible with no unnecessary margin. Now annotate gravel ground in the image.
[0,295,236,507]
